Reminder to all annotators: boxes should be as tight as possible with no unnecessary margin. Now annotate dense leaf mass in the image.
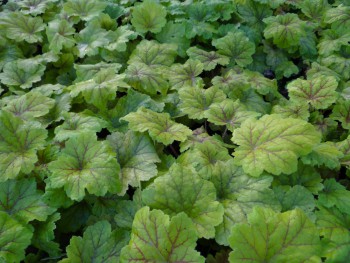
[0,0,350,262]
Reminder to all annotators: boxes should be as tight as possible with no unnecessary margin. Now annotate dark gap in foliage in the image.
[165,141,180,158]
[263,69,275,79]
[126,185,137,200]
[96,128,111,140]
[196,238,227,257]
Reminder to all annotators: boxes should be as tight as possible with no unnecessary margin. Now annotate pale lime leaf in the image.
[54,112,106,141]
[0,179,55,223]
[142,163,224,238]
[330,99,350,130]
[324,5,350,31]
[0,211,33,263]
[121,107,192,145]
[0,60,45,89]
[205,99,260,132]
[229,207,322,262]
[318,29,350,57]
[287,76,338,109]
[47,132,121,201]
[272,101,310,120]
[74,62,121,82]
[168,59,204,90]
[3,91,55,121]
[301,142,342,169]
[178,86,226,120]
[63,0,107,21]
[263,13,307,49]
[60,221,129,263]
[131,0,167,34]
[107,131,160,195]
[0,111,47,181]
[120,207,205,262]
[186,46,229,71]
[232,114,321,177]
[128,40,177,68]
[212,31,255,67]
[105,26,136,52]
[46,19,76,54]
[0,12,44,43]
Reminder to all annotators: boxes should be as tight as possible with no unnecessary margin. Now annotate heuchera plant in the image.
[1,0,350,262]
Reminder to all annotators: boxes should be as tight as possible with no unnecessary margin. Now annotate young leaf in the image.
[54,112,106,142]
[0,111,47,181]
[178,86,226,120]
[0,12,44,43]
[229,207,322,262]
[232,114,321,177]
[0,211,33,262]
[60,221,129,263]
[131,0,167,34]
[0,60,45,89]
[0,179,55,223]
[63,0,107,21]
[47,132,121,201]
[120,207,205,262]
[121,107,192,145]
[3,91,55,121]
[287,76,338,109]
[212,31,255,67]
[186,47,229,71]
[107,131,160,195]
[263,13,307,49]
[205,99,260,132]
[142,163,224,238]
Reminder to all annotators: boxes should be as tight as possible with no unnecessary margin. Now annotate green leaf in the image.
[0,111,47,181]
[330,99,350,130]
[301,142,342,169]
[0,60,45,89]
[244,71,278,95]
[125,62,168,95]
[277,163,323,194]
[69,68,128,109]
[205,99,260,132]
[0,211,33,263]
[131,0,167,34]
[63,0,107,21]
[120,207,205,262]
[46,19,76,54]
[178,86,226,120]
[3,91,55,121]
[18,0,57,15]
[105,89,164,132]
[316,206,350,262]
[272,101,310,120]
[121,107,192,145]
[318,29,350,57]
[168,59,204,90]
[47,132,121,201]
[0,44,23,71]
[107,131,160,195]
[318,179,350,215]
[212,31,255,67]
[229,207,322,262]
[232,114,321,177]
[142,163,224,238]
[0,179,55,223]
[60,221,129,263]
[32,213,61,257]
[299,0,329,24]
[263,13,307,49]
[74,62,121,82]
[115,200,139,229]
[0,12,44,43]
[186,47,229,71]
[74,22,109,58]
[287,76,338,109]
[324,5,350,32]
[128,40,177,68]
[54,112,106,142]
[105,26,136,52]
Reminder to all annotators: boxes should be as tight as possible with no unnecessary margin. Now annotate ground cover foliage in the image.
[0,0,350,262]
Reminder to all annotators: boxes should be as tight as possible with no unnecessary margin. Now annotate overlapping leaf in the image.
[168,59,204,90]
[186,47,229,71]
[63,0,107,21]
[107,131,160,195]
[46,20,76,54]
[232,114,321,177]
[120,207,205,262]
[0,111,47,181]
[229,207,322,262]
[47,132,121,201]
[121,107,192,145]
